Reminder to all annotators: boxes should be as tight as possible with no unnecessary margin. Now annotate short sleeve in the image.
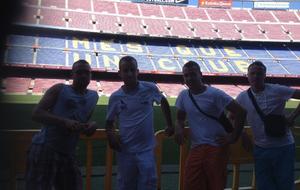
[106,95,120,121]
[273,84,295,101]
[150,83,164,104]
[214,88,233,114]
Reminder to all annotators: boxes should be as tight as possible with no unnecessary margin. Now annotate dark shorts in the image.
[25,144,82,190]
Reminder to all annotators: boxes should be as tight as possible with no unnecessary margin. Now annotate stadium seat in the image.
[95,14,120,33]
[68,0,91,11]
[272,10,299,23]
[156,83,186,97]
[117,2,140,16]
[206,8,232,21]
[41,0,65,8]
[68,12,94,30]
[228,9,254,22]
[99,81,123,96]
[161,5,186,19]
[251,10,277,22]
[184,7,209,20]
[139,3,163,17]
[3,77,31,94]
[39,8,67,28]
[93,0,116,13]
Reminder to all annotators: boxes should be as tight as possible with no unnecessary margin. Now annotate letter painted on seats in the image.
[223,47,241,57]
[158,58,176,71]
[73,52,92,64]
[199,46,216,56]
[103,54,119,69]
[126,42,143,53]
[176,45,193,55]
[234,60,249,73]
[100,40,116,52]
[208,60,229,73]
[72,37,90,49]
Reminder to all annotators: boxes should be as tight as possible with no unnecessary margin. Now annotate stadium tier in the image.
[3,77,300,98]
[17,0,300,41]
[4,34,300,76]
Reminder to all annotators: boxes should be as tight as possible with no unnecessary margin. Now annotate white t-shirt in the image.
[236,83,295,148]
[176,86,233,147]
[106,81,163,153]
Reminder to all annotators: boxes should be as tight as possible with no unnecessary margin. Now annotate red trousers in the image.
[184,144,229,190]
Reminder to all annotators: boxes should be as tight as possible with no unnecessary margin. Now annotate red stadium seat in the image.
[229,9,254,22]
[206,8,232,21]
[68,11,94,30]
[139,3,163,17]
[39,8,67,28]
[184,7,209,20]
[161,6,186,19]
[93,0,116,13]
[119,17,145,35]
[117,2,140,16]
[3,77,32,94]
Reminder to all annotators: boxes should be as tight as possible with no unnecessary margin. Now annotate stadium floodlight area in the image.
[4,34,300,76]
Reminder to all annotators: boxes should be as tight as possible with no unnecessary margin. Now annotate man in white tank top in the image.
[25,60,99,190]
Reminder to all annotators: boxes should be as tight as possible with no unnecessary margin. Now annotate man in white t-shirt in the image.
[105,56,174,190]
[235,60,300,190]
[175,61,246,190]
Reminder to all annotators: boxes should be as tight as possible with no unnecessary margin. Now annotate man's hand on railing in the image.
[82,121,98,136]
[164,125,174,137]
[241,132,253,153]
[107,132,122,152]
[175,127,185,145]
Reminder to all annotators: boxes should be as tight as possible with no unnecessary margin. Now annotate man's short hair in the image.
[183,61,201,72]
[248,60,266,73]
[72,59,90,70]
[119,56,138,69]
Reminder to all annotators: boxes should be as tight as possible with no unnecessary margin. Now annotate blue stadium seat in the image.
[265,45,298,59]
[288,46,300,58]
[36,48,66,66]
[227,59,251,74]
[219,46,248,59]
[151,56,181,72]
[128,54,155,72]
[145,40,173,56]
[193,44,223,58]
[263,60,289,75]
[7,35,36,47]
[169,42,198,57]
[38,36,66,49]
[242,45,272,59]
[98,53,120,71]
[119,40,148,54]
[6,46,34,64]
[204,59,236,74]
[177,58,210,73]
[68,51,97,68]
[67,37,94,51]
[279,60,300,75]
[96,39,122,53]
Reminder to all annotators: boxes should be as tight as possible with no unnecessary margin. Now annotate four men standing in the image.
[26,58,300,190]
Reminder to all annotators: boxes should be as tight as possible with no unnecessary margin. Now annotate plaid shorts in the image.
[25,144,82,190]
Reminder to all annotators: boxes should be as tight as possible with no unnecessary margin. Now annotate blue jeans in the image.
[117,149,157,190]
[254,144,295,190]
